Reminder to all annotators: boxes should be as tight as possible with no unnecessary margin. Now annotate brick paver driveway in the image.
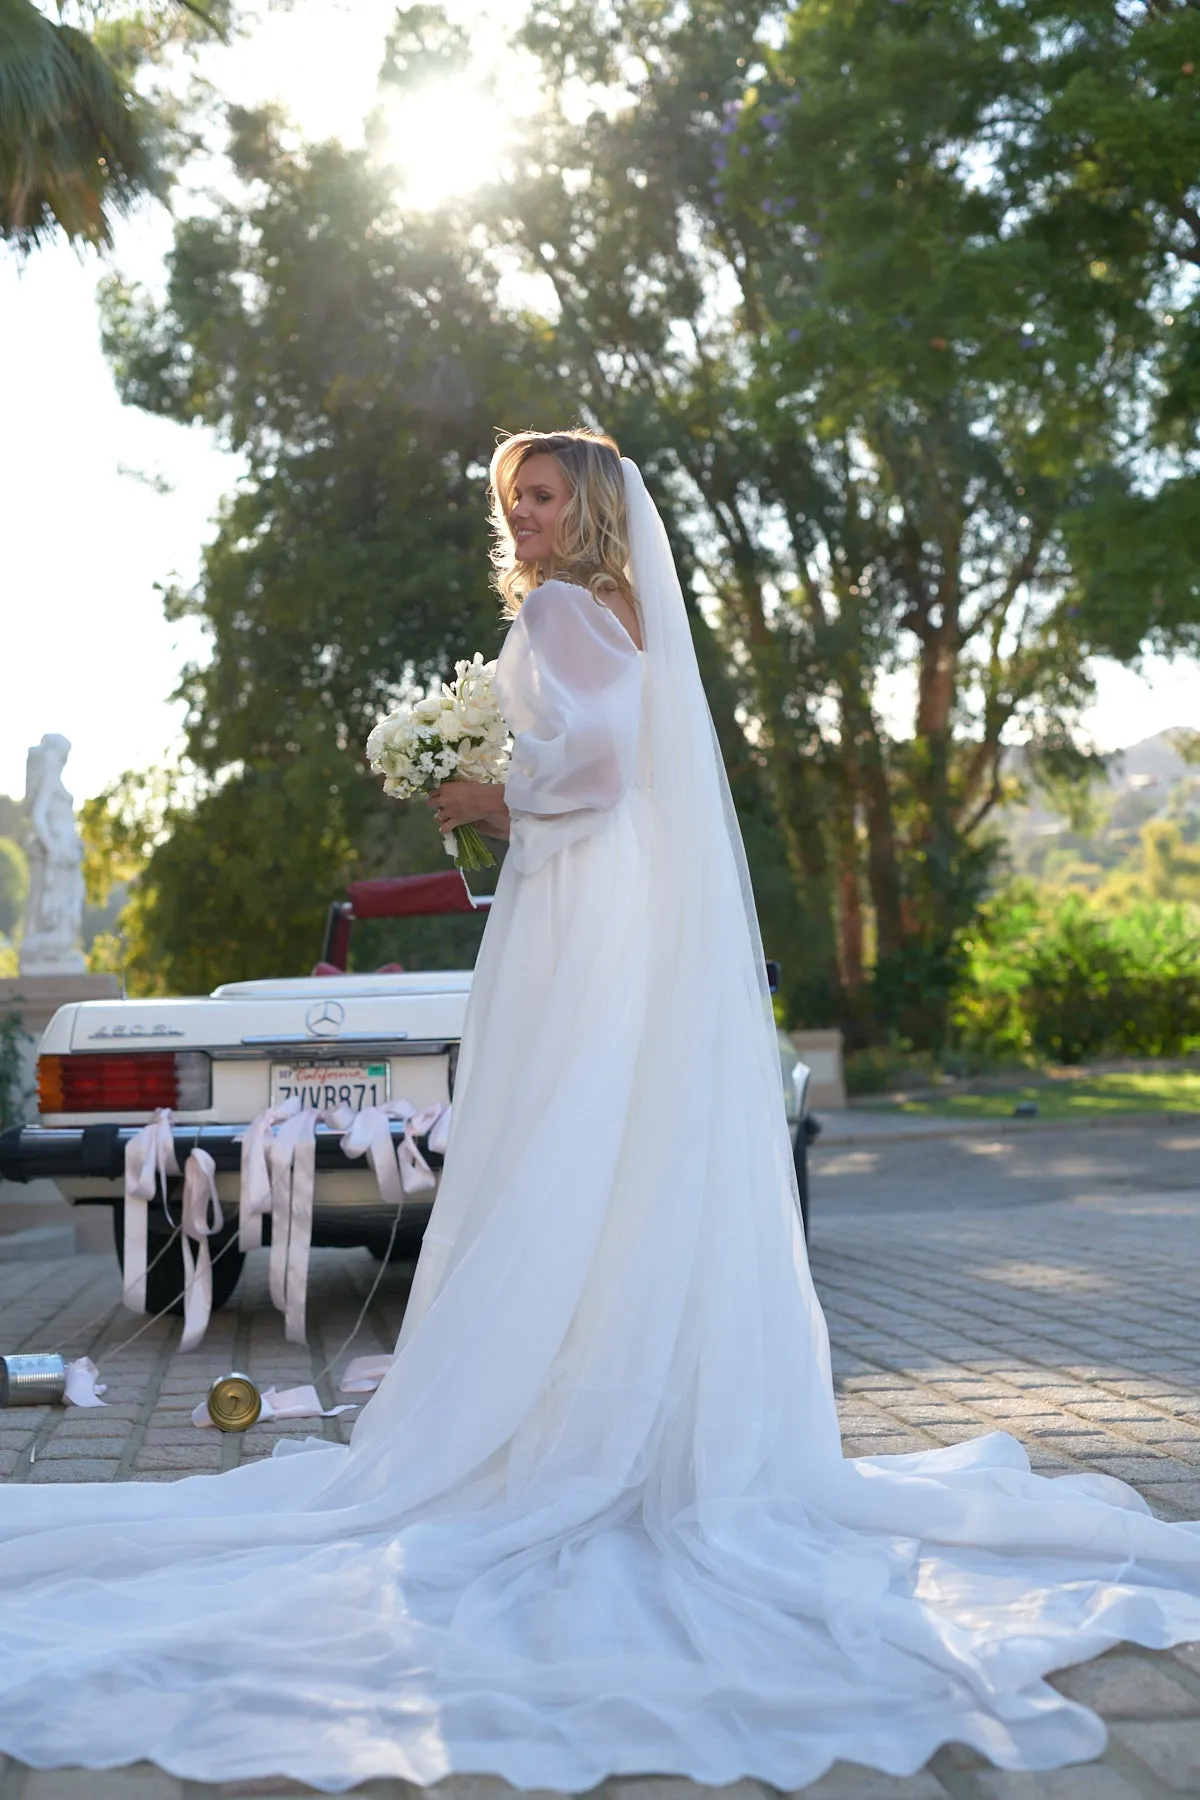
[1,1116,1199,1798]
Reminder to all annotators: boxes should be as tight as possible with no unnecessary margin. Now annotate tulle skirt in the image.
[1,791,1199,1791]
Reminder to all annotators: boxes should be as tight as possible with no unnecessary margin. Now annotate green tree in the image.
[94,105,572,988]
[718,0,1142,1039]
[1010,0,1200,657]
[495,0,1200,1042]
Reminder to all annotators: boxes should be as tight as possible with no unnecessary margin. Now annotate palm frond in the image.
[0,0,160,248]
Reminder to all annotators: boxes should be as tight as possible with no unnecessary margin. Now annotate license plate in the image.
[270,1062,390,1111]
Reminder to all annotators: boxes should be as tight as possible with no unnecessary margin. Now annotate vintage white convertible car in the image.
[0,872,814,1317]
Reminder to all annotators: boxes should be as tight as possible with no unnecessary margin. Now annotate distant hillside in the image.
[1001,730,1200,891]
[1110,732,1197,791]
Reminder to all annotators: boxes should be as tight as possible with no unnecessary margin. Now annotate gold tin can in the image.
[206,1372,263,1432]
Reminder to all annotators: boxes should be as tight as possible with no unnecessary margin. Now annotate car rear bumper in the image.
[0,1121,446,1186]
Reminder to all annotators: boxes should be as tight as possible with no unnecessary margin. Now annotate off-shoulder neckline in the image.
[530,577,646,657]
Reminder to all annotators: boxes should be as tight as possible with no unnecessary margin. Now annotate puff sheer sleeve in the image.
[491,580,645,874]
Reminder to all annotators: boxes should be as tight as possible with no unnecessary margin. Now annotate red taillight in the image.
[38,1053,210,1114]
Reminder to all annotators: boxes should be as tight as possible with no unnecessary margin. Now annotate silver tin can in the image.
[0,1353,67,1406]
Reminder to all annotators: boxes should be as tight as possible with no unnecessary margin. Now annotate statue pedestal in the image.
[0,972,121,1042]
[789,1028,847,1110]
[0,973,122,1252]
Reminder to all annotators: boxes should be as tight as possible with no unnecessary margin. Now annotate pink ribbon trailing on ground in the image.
[122,1108,181,1313]
[338,1354,395,1394]
[176,1148,223,1353]
[63,1358,107,1406]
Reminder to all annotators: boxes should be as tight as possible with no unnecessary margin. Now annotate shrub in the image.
[954,886,1200,1064]
[0,1013,33,1132]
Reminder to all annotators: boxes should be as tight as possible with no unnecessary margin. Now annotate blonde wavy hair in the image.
[488,428,637,622]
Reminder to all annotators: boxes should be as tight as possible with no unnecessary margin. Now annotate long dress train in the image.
[0,537,1199,1792]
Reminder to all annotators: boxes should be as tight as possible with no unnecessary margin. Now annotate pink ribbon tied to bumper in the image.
[340,1100,449,1208]
[239,1099,452,1345]
[174,1147,224,1353]
[121,1114,233,1363]
[122,1113,228,1347]
[237,1094,304,1255]
[121,1098,454,1351]
[122,1107,180,1313]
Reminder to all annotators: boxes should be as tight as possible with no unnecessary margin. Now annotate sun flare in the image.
[375,79,512,211]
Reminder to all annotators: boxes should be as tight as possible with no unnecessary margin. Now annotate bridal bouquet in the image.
[366,655,510,871]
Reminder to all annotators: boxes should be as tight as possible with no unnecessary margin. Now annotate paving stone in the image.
[1007,1389,1101,1404]
[50,1410,142,1428]
[785,1767,949,1796]
[966,1762,1147,1797]
[213,1781,323,1797]
[969,1763,1149,1798]
[1050,1651,1198,1716]
[1104,1378,1187,1399]
[1021,1431,1125,1453]
[132,1447,224,1471]
[1021,1451,1078,1473]
[140,1430,219,1447]
[37,1437,129,1459]
[604,1783,768,1800]
[1110,1718,1200,1790]
[875,1407,974,1427]
[1166,1642,1200,1689]
[1135,1482,1200,1515]
[1084,1455,1194,1483]
[23,1763,184,1799]
[1114,1420,1200,1448]
[1061,1402,1167,1423]
[433,1781,588,1800]
[27,1459,121,1483]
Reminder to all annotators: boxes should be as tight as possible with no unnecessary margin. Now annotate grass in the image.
[868,1069,1200,1120]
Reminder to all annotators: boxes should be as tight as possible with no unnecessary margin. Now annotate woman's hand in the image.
[427,780,508,837]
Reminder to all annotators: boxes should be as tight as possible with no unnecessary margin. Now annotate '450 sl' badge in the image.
[88,1023,184,1039]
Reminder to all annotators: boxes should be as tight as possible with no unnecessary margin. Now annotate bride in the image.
[1,427,1199,1793]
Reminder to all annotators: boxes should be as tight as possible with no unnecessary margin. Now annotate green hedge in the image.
[953,888,1200,1065]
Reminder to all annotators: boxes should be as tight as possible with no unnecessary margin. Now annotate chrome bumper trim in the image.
[0,1121,445,1185]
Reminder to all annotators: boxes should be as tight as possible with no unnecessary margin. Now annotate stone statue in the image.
[19,734,86,977]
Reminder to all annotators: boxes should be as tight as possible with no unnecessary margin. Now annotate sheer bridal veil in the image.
[618,455,844,1473]
[621,455,805,1213]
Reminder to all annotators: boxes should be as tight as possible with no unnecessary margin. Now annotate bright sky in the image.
[1,0,1197,808]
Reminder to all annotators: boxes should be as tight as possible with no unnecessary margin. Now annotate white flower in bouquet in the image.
[366,656,510,871]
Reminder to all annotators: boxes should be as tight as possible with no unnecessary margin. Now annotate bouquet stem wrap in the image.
[442,824,492,871]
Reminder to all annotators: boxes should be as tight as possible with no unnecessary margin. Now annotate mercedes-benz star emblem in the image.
[305,1000,346,1039]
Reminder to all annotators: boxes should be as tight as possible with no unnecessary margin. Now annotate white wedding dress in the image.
[1,463,1200,1793]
